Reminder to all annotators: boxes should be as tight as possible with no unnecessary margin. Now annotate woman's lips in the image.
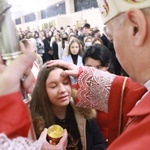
[58,95,69,101]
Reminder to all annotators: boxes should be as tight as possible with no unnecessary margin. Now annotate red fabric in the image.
[76,69,147,145]
[96,110,108,140]
[108,92,150,150]
[75,67,148,147]
[73,78,109,140]
[108,76,147,145]
[77,67,83,78]
[72,67,83,104]
[0,92,31,139]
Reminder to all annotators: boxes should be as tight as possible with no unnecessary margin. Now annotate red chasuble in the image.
[0,92,31,139]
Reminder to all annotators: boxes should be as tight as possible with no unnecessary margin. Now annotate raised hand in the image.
[0,52,36,96]
[46,60,80,78]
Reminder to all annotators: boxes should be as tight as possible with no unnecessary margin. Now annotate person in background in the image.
[61,32,68,55]
[67,34,76,43]
[93,29,101,38]
[52,40,59,60]
[23,38,43,68]
[65,25,71,35]
[52,33,63,60]
[77,27,83,37]
[92,37,103,45]
[77,23,91,44]
[62,38,83,66]
[101,26,122,75]
[20,39,40,80]
[62,38,84,84]
[18,31,25,40]
[83,44,111,71]
[30,66,106,150]
[84,36,93,50]
[34,31,45,61]
[60,26,64,33]
[72,24,78,37]
[42,31,53,63]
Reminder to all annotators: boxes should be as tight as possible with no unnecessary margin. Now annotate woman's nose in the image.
[58,84,66,93]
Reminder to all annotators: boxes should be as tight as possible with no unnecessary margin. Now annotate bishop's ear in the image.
[126,8,146,46]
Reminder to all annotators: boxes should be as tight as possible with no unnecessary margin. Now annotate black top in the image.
[52,41,59,60]
[55,104,82,150]
[55,104,107,150]
[71,54,78,65]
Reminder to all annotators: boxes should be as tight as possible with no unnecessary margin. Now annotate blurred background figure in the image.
[84,36,93,50]
[77,23,91,44]
[62,38,83,66]
[92,37,103,45]
[83,44,111,72]
[62,38,84,83]
[42,31,53,63]
[21,39,40,81]
[21,39,43,68]
[34,31,45,62]
[93,29,101,38]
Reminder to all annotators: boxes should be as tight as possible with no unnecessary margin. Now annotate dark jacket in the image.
[86,118,106,150]
[61,102,107,150]
[52,41,59,60]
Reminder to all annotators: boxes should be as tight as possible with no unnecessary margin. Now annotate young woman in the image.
[30,66,106,150]
[83,44,111,72]
[62,38,84,83]
[62,38,83,66]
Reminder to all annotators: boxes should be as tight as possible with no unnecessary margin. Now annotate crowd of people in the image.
[1,0,150,149]
[18,21,125,76]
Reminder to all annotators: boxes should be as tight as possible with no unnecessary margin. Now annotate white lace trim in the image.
[0,133,42,150]
[77,67,116,113]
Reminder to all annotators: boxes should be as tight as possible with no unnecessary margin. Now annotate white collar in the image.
[144,80,150,91]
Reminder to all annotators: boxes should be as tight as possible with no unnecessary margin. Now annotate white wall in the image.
[16,8,105,32]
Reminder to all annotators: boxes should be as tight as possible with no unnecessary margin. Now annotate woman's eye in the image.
[97,66,102,69]
[64,82,69,85]
[63,80,70,85]
[50,84,57,88]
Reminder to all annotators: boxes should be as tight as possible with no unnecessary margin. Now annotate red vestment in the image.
[108,76,146,145]
[75,67,147,145]
[108,92,150,150]
[0,92,31,139]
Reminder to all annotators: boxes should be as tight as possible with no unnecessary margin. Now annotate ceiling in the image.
[7,0,63,20]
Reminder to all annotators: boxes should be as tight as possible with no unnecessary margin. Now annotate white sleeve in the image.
[77,67,116,113]
[0,133,42,150]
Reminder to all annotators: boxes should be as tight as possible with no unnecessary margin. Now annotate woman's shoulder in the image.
[62,55,71,60]
[70,99,97,119]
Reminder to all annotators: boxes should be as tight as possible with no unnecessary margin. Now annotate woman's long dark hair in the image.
[30,66,96,138]
[30,67,61,138]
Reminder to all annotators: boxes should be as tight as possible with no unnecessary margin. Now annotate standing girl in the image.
[62,38,84,66]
